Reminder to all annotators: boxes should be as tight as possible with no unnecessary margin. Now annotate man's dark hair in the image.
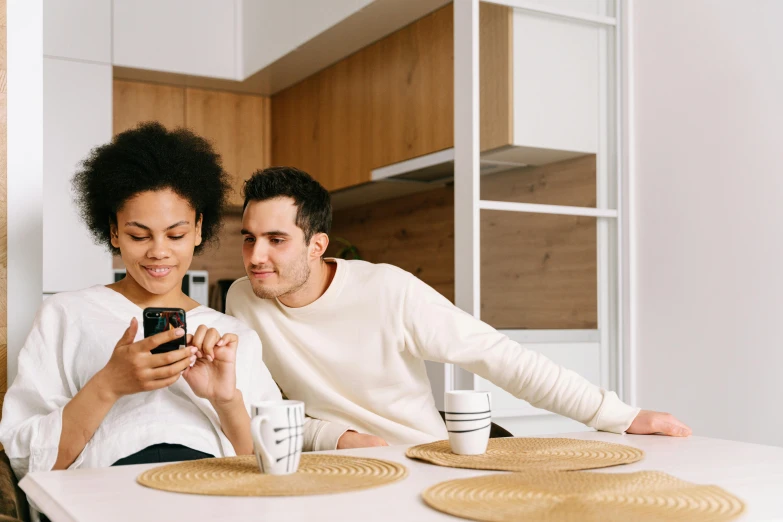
[242,166,332,243]
[72,121,231,255]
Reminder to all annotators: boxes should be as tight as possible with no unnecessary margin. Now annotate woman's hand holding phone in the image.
[94,317,196,402]
[182,325,238,405]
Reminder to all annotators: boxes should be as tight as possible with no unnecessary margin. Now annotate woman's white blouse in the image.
[0,285,282,480]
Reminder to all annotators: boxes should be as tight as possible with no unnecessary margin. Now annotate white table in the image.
[20,431,783,522]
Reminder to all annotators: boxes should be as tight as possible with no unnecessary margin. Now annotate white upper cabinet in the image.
[519,0,613,17]
[44,0,111,63]
[477,5,604,167]
[511,10,599,155]
[113,0,239,79]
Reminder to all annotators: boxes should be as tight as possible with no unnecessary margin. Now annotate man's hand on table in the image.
[627,410,692,437]
[337,430,389,449]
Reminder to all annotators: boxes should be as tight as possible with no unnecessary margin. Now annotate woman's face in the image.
[110,189,202,298]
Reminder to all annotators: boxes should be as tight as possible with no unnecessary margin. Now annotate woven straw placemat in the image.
[423,470,746,522]
[137,454,407,496]
[406,438,644,472]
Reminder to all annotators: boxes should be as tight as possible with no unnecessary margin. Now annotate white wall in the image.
[7,0,44,383]
[5,1,114,386]
[42,58,113,293]
[632,0,783,446]
[42,0,114,295]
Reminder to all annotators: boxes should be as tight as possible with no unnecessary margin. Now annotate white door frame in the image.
[452,0,632,406]
[6,0,45,383]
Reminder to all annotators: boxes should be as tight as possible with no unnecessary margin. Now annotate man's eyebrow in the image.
[241,229,291,237]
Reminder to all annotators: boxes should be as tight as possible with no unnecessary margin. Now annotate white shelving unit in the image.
[447,0,623,433]
[332,1,624,431]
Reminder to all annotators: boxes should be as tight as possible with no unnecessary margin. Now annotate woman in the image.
[0,122,282,479]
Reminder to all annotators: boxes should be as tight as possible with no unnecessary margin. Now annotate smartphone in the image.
[143,307,187,354]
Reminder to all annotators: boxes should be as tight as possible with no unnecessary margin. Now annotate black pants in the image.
[39,444,212,522]
[111,443,213,466]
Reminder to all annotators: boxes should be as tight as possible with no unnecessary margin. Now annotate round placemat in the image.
[422,470,745,522]
[137,454,408,496]
[406,438,644,472]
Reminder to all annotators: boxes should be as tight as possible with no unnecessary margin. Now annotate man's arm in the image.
[302,417,379,451]
[401,275,690,436]
[337,431,388,449]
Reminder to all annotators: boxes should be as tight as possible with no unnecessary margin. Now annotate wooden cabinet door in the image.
[271,3,513,192]
[113,80,185,135]
[272,5,456,192]
[185,88,271,207]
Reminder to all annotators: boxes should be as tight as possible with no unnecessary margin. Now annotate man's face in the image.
[241,197,312,299]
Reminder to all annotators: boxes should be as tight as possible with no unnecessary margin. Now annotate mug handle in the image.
[251,415,274,473]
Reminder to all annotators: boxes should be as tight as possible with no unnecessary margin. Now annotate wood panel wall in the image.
[185,89,271,208]
[1,0,7,416]
[272,3,513,192]
[113,79,271,208]
[113,80,185,133]
[328,155,597,330]
[330,188,456,301]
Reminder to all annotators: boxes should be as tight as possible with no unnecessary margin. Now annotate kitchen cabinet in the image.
[113,80,185,134]
[241,0,374,77]
[272,2,602,191]
[185,88,271,207]
[43,0,111,63]
[506,8,600,159]
[272,4,457,192]
[113,0,238,80]
[43,58,113,293]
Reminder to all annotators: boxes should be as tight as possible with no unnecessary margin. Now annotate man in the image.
[227,167,691,451]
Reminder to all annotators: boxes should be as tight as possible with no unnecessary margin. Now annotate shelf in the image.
[331,180,444,211]
[331,145,592,211]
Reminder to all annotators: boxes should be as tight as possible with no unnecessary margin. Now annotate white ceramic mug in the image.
[250,400,305,475]
[444,391,492,455]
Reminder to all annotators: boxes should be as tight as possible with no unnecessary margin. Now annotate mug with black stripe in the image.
[251,400,305,475]
[444,391,492,455]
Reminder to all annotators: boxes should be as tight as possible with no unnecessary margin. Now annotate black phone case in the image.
[143,308,187,354]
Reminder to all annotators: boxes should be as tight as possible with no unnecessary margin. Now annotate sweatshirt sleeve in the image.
[302,417,353,452]
[401,275,640,433]
[0,299,86,480]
